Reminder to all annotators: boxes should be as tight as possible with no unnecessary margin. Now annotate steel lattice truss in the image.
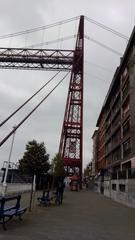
[0,16,84,179]
[0,48,74,71]
[59,16,84,178]
[59,73,82,165]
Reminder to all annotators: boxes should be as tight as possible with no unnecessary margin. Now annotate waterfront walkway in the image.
[0,190,135,240]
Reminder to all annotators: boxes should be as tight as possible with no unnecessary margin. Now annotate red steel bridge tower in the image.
[0,16,84,179]
[59,15,84,179]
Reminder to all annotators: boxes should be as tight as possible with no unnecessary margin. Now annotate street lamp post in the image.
[2,126,16,196]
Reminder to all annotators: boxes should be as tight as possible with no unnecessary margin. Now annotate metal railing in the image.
[111,168,135,180]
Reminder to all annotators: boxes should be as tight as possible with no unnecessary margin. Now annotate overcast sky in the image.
[0,0,135,169]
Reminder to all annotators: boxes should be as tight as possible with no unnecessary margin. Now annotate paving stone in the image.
[1,190,135,240]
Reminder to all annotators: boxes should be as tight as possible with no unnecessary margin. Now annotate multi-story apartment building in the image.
[93,26,135,173]
[91,130,98,176]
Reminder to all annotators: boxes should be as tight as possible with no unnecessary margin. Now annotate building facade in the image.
[94,26,135,173]
[91,130,98,176]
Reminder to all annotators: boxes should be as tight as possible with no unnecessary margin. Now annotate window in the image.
[112,147,121,162]
[112,129,121,144]
[122,118,130,137]
[112,184,116,191]
[119,184,125,192]
[121,67,129,85]
[122,81,129,100]
[112,89,120,104]
[106,154,112,166]
[106,115,111,128]
[123,68,128,78]
[123,138,131,157]
[112,113,121,128]
[106,126,111,137]
[105,140,111,154]
[112,99,120,116]
[122,98,130,119]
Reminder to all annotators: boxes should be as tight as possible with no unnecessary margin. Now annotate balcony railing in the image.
[111,168,135,179]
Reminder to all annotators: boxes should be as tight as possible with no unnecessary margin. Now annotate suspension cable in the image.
[28,34,122,57]
[0,16,79,40]
[27,35,76,48]
[0,71,60,128]
[85,60,113,73]
[84,72,108,81]
[0,15,129,42]
[85,34,122,56]
[85,16,129,41]
[0,72,69,147]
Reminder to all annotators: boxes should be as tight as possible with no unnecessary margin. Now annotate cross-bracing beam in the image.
[0,48,74,71]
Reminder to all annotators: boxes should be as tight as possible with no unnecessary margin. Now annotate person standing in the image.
[56,177,65,205]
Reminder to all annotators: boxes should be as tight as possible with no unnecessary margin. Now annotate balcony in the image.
[111,118,121,136]
[128,169,135,178]
[122,82,129,105]
[122,117,130,140]
[111,168,135,179]
[122,138,131,158]
[112,102,121,121]
[122,96,130,121]
[121,69,129,87]
[111,141,121,152]
[112,91,120,109]
[105,134,112,144]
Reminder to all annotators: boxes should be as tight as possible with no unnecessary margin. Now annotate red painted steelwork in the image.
[0,48,74,71]
[0,16,84,181]
[59,16,84,180]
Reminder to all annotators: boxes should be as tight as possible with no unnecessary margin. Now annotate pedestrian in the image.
[86,180,89,190]
[56,177,65,205]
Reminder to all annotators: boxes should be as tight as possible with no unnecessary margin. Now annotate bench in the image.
[0,195,27,230]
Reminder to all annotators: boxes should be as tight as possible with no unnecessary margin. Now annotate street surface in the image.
[0,190,135,240]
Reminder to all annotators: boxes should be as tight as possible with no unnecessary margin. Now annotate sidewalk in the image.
[0,190,135,240]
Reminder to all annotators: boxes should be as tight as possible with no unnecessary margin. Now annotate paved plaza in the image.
[0,190,135,240]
